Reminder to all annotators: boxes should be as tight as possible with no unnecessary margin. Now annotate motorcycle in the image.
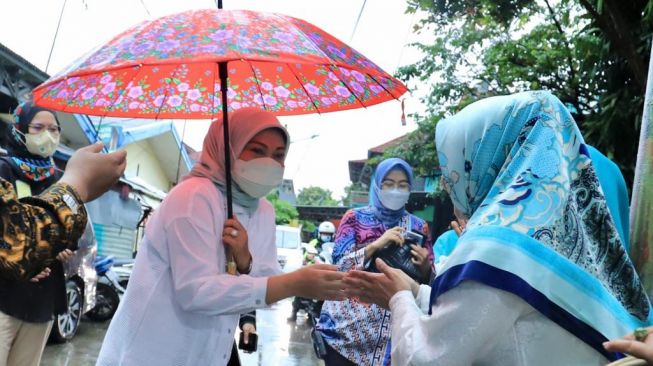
[318,242,335,265]
[86,255,126,321]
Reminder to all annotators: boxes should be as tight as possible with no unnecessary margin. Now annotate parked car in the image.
[275,225,303,273]
[49,220,98,343]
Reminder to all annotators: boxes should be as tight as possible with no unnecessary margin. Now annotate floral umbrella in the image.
[32,9,407,119]
[32,8,408,200]
[32,9,407,271]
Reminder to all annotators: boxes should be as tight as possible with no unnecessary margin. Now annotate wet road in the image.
[42,299,324,366]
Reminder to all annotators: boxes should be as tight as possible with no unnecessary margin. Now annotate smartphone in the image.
[238,332,257,353]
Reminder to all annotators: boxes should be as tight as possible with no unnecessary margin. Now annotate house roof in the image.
[367,134,407,157]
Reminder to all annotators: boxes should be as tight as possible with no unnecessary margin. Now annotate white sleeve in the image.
[249,201,283,277]
[165,215,268,316]
[389,281,528,366]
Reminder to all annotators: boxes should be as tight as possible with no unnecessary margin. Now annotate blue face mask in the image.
[379,189,410,210]
[320,234,332,243]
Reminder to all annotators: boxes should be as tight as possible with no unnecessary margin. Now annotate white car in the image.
[275,225,303,273]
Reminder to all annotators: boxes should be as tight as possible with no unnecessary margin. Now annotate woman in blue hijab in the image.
[315,157,434,366]
[345,91,651,365]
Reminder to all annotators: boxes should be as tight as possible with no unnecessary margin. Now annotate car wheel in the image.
[49,281,83,343]
[86,283,120,321]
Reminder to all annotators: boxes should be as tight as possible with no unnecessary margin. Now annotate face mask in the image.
[233,157,284,198]
[24,131,60,158]
[320,234,332,243]
[379,189,410,210]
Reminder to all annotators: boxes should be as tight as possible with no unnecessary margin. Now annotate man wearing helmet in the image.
[306,221,336,260]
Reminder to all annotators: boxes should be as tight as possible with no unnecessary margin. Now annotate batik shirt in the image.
[0,179,87,283]
[316,207,432,366]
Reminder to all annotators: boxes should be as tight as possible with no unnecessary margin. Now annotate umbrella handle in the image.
[219,60,238,275]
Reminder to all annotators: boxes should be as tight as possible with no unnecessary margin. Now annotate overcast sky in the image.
[1,0,431,198]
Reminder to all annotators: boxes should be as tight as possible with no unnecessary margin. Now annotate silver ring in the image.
[230,229,239,237]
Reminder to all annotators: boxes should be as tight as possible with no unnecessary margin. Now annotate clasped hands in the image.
[223,220,415,307]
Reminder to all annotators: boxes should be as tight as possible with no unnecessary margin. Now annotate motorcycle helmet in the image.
[318,221,336,243]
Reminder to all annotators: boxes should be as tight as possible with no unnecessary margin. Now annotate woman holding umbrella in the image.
[96,108,345,366]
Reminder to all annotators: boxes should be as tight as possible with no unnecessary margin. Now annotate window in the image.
[276,230,299,249]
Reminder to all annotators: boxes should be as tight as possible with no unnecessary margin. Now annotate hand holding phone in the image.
[238,331,258,353]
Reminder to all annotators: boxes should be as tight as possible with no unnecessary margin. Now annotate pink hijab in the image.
[188,108,289,212]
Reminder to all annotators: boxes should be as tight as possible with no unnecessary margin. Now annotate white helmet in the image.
[318,221,336,234]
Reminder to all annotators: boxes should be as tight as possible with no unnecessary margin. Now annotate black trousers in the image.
[323,342,357,366]
[227,341,240,366]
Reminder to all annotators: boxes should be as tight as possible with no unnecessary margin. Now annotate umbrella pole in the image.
[629,39,653,295]
[219,61,237,275]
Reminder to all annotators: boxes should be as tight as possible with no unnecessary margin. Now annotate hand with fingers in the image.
[451,217,468,237]
[241,322,256,345]
[365,226,405,259]
[410,244,432,279]
[222,218,252,274]
[604,326,653,364]
[292,264,347,301]
[30,249,76,283]
[344,258,419,309]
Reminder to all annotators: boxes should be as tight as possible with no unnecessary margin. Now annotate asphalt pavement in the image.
[42,299,324,366]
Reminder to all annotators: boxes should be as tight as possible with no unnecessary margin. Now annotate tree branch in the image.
[577,0,647,92]
[542,0,582,108]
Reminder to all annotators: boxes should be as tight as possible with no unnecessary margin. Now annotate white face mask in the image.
[379,189,410,210]
[232,157,284,198]
[23,131,60,158]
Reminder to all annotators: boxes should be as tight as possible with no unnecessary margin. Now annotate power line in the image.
[138,0,152,18]
[394,9,418,74]
[349,0,367,43]
[46,0,67,74]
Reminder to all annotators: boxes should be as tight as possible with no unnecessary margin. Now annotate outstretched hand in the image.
[294,264,346,301]
[604,327,653,364]
[344,258,418,309]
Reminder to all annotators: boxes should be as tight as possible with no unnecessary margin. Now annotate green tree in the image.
[394,0,652,189]
[266,190,299,225]
[297,186,339,206]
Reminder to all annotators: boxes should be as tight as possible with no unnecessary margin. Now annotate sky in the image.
[0,0,431,198]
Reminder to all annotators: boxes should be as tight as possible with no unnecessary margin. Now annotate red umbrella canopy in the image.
[32,9,407,119]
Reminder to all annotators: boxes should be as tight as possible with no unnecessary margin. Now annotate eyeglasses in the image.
[28,123,61,134]
[381,180,410,192]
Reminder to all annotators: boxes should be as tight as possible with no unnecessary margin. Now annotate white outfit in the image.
[96,177,282,366]
[389,281,609,366]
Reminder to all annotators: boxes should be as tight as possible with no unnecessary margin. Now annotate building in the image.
[0,42,192,259]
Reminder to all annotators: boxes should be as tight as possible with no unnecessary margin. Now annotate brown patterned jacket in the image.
[0,179,87,283]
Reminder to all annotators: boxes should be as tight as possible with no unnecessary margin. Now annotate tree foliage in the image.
[297,186,339,206]
[266,190,299,225]
[393,0,652,189]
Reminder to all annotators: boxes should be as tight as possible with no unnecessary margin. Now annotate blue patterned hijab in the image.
[368,158,413,228]
[432,91,650,361]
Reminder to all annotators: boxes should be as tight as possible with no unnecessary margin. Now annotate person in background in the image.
[307,221,336,255]
[315,157,433,366]
[345,91,651,365]
[0,101,75,366]
[96,108,345,366]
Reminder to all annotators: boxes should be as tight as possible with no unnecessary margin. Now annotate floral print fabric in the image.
[33,9,406,118]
